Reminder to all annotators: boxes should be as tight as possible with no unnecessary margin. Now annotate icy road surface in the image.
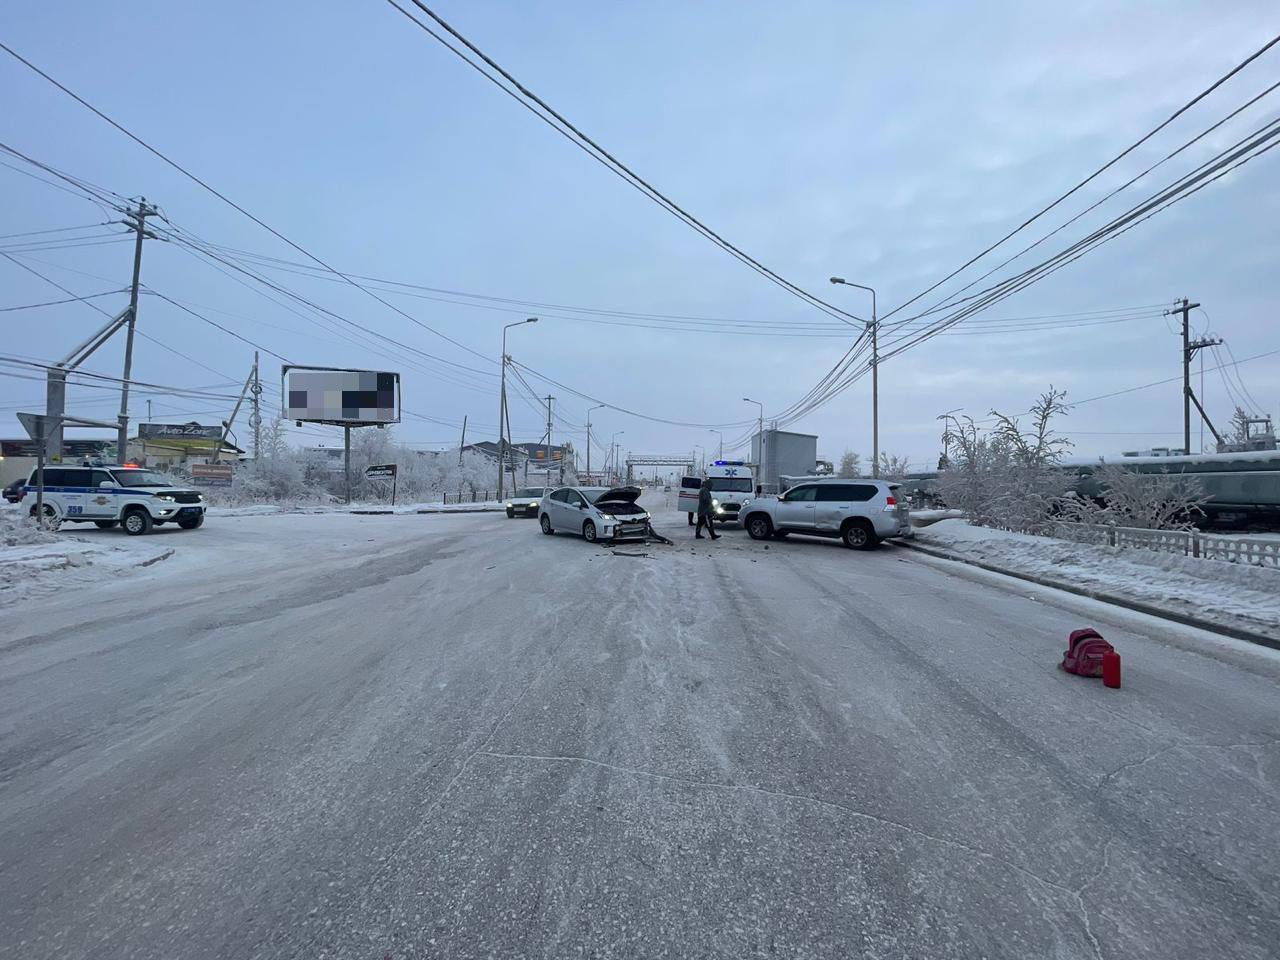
[1,503,1278,959]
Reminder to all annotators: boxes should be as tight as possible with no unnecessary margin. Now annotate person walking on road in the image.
[695,477,720,540]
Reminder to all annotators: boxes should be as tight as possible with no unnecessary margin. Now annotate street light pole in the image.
[830,277,879,477]
[709,429,723,461]
[587,403,605,482]
[498,318,537,500]
[743,397,764,487]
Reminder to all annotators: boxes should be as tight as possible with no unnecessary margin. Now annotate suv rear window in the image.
[34,468,90,487]
[816,484,877,502]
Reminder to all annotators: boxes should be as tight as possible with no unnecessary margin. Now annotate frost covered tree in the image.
[837,450,862,478]
[231,417,324,504]
[876,453,911,482]
[1059,461,1208,530]
[935,388,1072,531]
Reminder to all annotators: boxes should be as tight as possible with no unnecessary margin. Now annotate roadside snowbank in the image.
[915,519,1280,639]
[1,506,58,548]
[0,529,173,607]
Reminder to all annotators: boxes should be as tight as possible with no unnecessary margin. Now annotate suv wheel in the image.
[506,508,515,518]
[540,514,554,535]
[582,520,597,543]
[841,518,878,550]
[94,520,119,530]
[745,514,773,540]
[178,514,204,530]
[122,507,153,536]
[30,503,61,531]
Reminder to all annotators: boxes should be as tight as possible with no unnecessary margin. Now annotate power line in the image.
[0,355,242,400]
[774,116,1280,429]
[169,235,859,331]
[156,227,497,384]
[877,31,1280,325]
[512,359,754,430]
[764,40,1280,430]
[0,44,496,366]
[0,222,111,241]
[1069,345,1280,406]
[0,289,126,312]
[383,0,866,330]
[888,78,1280,335]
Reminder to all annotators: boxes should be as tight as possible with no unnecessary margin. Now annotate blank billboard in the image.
[283,367,400,424]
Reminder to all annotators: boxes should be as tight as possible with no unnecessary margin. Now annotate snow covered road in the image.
[1,505,1278,959]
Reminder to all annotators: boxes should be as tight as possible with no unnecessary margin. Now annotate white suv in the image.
[25,464,206,535]
[739,479,909,549]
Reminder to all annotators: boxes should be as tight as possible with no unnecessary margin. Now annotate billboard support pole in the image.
[344,425,352,505]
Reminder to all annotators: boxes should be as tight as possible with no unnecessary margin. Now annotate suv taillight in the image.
[884,495,896,506]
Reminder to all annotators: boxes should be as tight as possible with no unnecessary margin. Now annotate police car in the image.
[25,463,206,535]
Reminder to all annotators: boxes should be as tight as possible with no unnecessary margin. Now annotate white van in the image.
[677,461,756,525]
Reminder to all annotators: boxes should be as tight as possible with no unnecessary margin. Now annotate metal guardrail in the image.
[1046,521,1280,569]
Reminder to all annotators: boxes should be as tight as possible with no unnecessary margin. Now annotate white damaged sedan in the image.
[538,485,651,543]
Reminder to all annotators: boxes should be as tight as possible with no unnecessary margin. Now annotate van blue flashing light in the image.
[713,460,746,467]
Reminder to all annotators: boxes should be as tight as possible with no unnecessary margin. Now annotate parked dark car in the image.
[2,478,25,503]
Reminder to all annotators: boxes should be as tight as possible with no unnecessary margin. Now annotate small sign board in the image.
[192,463,234,486]
[140,422,223,441]
[16,412,55,443]
[365,463,397,479]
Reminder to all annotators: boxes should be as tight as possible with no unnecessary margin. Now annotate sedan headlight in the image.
[598,513,615,521]
[530,501,539,508]
[505,502,513,508]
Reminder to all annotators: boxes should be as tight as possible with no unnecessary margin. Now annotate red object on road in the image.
[1060,627,1114,677]
[1102,650,1122,688]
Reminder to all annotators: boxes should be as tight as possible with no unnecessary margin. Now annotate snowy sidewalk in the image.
[909,519,1280,645]
[1,520,175,608]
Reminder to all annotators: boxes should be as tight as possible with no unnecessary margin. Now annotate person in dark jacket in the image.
[695,478,720,540]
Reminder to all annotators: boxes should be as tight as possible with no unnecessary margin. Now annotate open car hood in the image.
[592,485,643,505]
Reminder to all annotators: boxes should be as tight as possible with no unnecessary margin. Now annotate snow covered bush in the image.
[838,451,862,478]
[1058,461,1208,530]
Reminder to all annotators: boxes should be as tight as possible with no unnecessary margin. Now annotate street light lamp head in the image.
[526,317,538,323]
[829,277,845,285]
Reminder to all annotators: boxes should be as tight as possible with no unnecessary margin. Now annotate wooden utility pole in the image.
[116,198,157,461]
[1172,297,1219,454]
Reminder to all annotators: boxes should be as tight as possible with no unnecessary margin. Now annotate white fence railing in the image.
[1045,522,1280,569]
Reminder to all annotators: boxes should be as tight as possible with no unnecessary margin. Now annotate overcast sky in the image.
[2,1,1277,471]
